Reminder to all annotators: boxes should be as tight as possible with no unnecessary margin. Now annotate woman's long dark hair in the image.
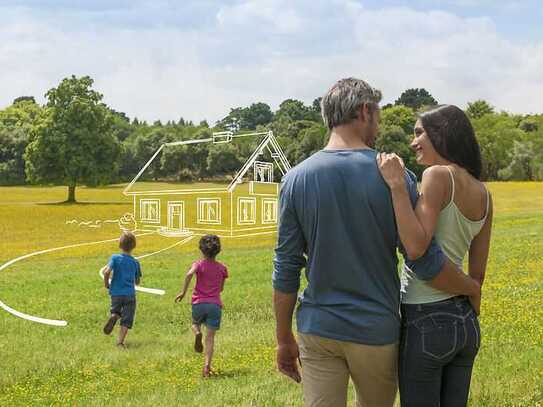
[419,105,482,179]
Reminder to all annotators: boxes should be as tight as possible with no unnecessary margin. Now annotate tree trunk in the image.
[67,184,76,203]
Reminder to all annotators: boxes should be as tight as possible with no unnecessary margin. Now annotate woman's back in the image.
[446,165,488,223]
[402,165,489,304]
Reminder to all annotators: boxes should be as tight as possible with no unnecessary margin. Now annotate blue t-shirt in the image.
[108,254,141,297]
[272,149,445,345]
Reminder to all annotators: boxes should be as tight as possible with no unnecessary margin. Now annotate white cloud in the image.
[439,0,528,10]
[217,0,303,34]
[1,0,542,125]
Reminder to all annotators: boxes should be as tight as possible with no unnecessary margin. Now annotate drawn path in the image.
[0,233,194,327]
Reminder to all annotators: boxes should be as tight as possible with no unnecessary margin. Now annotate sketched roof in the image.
[123,130,291,195]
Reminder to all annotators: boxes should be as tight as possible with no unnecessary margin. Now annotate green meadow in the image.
[0,182,541,406]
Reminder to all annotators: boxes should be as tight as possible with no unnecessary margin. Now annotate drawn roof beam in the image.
[227,131,290,192]
[227,133,273,192]
[268,132,292,171]
[163,131,269,148]
[266,144,287,176]
[230,131,269,139]
[165,138,213,147]
[123,144,166,195]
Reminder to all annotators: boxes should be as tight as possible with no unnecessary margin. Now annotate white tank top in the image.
[401,167,490,304]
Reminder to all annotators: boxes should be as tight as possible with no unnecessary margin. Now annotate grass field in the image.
[0,182,542,406]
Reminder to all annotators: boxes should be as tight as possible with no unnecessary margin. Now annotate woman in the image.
[377,105,493,407]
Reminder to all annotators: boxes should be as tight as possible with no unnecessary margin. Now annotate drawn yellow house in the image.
[123,131,291,237]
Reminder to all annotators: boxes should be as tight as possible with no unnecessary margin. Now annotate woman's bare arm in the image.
[467,193,493,314]
[468,193,493,284]
[378,153,449,259]
[428,258,480,296]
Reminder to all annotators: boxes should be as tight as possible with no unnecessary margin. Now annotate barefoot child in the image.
[175,234,228,377]
[102,232,142,348]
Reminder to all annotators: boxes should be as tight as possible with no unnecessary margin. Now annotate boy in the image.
[102,232,141,347]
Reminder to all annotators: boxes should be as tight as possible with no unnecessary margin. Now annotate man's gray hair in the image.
[321,78,382,130]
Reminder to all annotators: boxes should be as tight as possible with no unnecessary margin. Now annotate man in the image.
[272,78,480,406]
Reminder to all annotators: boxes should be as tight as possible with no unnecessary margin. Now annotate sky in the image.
[1,0,542,124]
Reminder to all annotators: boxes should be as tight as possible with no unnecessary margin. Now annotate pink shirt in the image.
[191,259,228,307]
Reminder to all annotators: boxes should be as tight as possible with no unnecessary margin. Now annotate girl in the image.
[377,105,493,406]
[175,234,228,377]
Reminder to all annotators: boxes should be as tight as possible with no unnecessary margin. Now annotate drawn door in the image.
[168,202,184,231]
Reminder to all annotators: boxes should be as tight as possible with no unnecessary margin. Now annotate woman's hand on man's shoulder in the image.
[377,152,406,190]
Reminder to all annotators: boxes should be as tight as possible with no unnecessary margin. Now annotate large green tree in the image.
[12,96,36,105]
[270,119,318,163]
[395,88,438,110]
[466,100,494,119]
[109,108,134,142]
[0,98,43,128]
[381,105,416,135]
[291,124,327,164]
[217,102,274,130]
[518,114,543,133]
[498,141,536,181]
[275,99,314,122]
[0,98,45,185]
[312,97,322,114]
[471,113,524,180]
[160,144,197,181]
[134,128,175,181]
[25,75,120,202]
[159,128,212,181]
[206,143,243,177]
[242,103,274,129]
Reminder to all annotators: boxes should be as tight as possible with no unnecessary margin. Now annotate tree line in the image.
[0,76,542,202]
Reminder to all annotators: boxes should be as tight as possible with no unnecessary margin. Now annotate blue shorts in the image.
[192,303,222,330]
[110,295,136,329]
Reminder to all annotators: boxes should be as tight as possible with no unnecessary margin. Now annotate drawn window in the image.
[198,198,221,224]
[262,199,278,224]
[140,199,160,223]
[238,197,256,225]
[254,161,274,183]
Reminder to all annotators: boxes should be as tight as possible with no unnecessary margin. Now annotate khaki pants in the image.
[298,333,398,407]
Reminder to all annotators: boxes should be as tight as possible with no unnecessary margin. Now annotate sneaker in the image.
[103,315,118,335]
[194,332,203,353]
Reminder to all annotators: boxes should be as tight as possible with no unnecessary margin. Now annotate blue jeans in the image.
[399,296,481,407]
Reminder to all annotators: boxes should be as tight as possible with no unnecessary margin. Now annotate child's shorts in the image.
[110,296,136,329]
[192,303,222,330]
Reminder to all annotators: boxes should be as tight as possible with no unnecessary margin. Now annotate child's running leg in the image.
[117,325,129,347]
[105,297,123,335]
[203,328,216,377]
[103,313,120,335]
[116,297,135,347]
[192,324,203,353]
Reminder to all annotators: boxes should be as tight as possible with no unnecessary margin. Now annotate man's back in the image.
[274,148,402,345]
